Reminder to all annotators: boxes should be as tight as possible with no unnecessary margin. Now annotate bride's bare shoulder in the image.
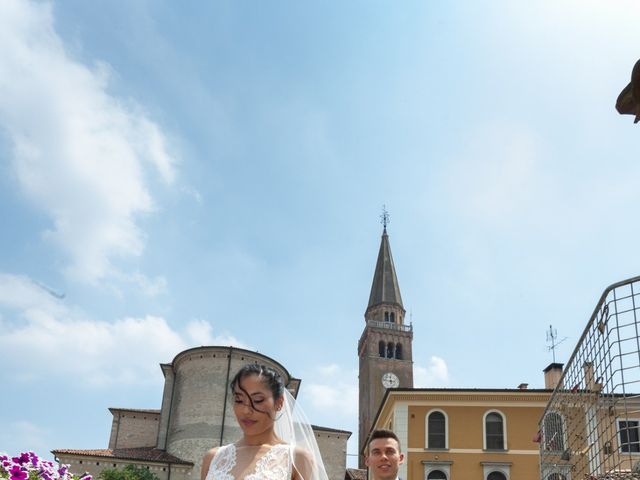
[203,446,220,461]
[200,447,219,480]
[292,446,314,462]
[291,447,316,480]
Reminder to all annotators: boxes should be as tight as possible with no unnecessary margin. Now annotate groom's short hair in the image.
[367,429,401,452]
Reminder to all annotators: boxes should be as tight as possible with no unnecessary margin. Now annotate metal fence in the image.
[539,275,640,480]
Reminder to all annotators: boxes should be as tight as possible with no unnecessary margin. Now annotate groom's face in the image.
[365,437,404,480]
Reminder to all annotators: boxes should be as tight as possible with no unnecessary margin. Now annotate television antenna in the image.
[546,324,567,363]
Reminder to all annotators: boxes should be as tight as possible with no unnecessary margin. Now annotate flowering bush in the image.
[0,452,91,480]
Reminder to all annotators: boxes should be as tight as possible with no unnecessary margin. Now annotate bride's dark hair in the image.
[230,363,285,413]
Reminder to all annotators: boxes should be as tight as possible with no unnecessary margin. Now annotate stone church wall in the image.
[313,429,350,480]
[108,410,160,449]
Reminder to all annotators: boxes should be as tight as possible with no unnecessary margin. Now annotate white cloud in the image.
[302,364,358,417]
[0,274,63,313]
[305,383,359,414]
[116,271,169,298]
[0,273,246,386]
[0,0,176,285]
[185,318,248,348]
[414,356,450,388]
[317,364,340,376]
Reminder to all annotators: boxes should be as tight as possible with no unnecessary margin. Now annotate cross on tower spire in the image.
[380,205,390,232]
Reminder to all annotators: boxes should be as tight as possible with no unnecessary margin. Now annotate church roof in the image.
[51,447,193,465]
[108,407,160,414]
[311,424,352,436]
[345,468,367,480]
[367,228,403,310]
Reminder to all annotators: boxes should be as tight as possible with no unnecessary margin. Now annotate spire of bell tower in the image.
[366,207,404,317]
[366,227,404,311]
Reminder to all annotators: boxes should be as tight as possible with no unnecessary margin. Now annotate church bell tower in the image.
[358,216,413,466]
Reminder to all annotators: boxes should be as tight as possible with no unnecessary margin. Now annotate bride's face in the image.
[233,374,282,436]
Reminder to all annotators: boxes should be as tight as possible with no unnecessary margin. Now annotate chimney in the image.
[584,361,594,390]
[544,363,564,389]
[583,361,603,392]
[517,383,528,390]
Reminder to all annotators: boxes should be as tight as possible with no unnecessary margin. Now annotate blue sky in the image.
[1,0,640,467]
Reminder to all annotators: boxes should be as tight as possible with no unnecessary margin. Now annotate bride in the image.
[201,364,328,480]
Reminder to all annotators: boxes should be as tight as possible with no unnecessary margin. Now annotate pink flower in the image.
[3,451,88,480]
[9,465,28,480]
[12,454,30,466]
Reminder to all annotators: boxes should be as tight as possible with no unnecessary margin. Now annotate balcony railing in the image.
[367,320,412,333]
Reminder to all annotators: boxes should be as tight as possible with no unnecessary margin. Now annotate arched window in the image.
[543,412,564,451]
[386,342,394,358]
[395,343,402,360]
[390,312,395,323]
[427,410,446,449]
[487,472,507,480]
[427,471,446,480]
[547,474,566,480]
[484,411,505,450]
[378,341,385,357]
[384,312,390,322]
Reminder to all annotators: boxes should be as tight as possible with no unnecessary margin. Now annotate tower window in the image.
[384,312,390,322]
[390,312,395,323]
[379,341,385,357]
[395,343,402,359]
[387,342,394,358]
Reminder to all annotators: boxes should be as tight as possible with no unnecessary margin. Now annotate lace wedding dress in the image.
[205,443,292,480]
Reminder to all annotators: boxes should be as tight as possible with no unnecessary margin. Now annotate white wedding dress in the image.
[205,443,292,480]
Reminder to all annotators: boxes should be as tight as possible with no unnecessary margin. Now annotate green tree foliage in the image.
[99,465,160,480]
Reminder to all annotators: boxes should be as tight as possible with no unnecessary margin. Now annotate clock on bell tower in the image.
[357,218,413,467]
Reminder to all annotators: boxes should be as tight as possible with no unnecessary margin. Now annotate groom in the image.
[365,429,405,480]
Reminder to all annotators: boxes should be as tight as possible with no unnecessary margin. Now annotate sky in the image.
[1,0,640,468]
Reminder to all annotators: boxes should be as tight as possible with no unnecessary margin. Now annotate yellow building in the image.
[368,387,553,480]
